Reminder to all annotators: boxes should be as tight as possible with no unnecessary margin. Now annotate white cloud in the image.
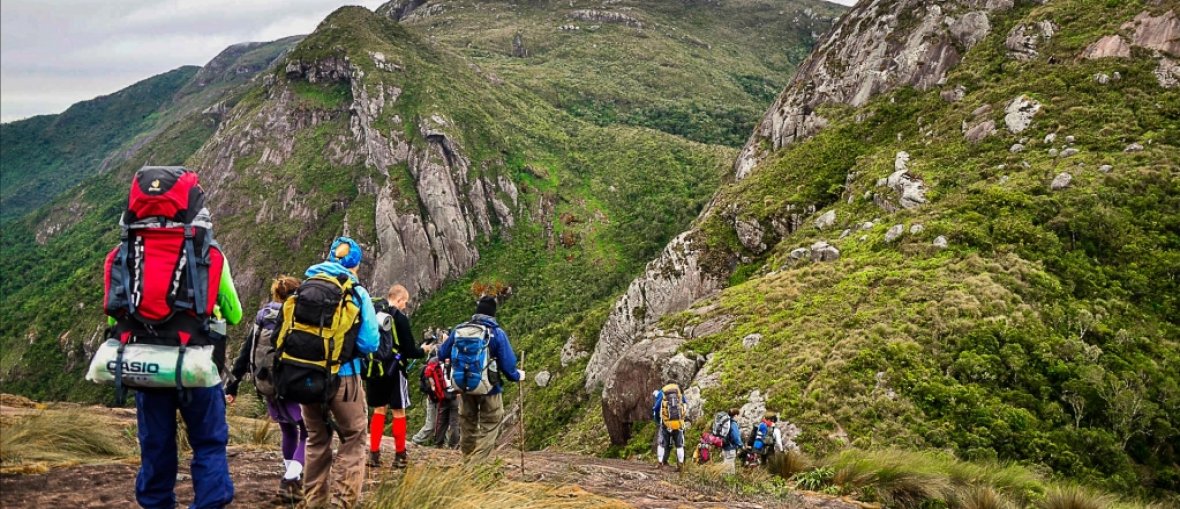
[1,0,383,123]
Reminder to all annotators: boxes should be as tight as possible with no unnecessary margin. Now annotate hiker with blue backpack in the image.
[225,275,307,502]
[651,383,688,471]
[437,296,524,463]
[270,236,379,508]
[364,284,435,469]
[714,408,742,474]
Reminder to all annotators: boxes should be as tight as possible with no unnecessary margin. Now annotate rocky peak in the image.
[734,0,1010,179]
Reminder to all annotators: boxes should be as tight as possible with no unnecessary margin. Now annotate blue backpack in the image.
[448,322,499,395]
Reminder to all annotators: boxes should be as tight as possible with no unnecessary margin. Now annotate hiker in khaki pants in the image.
[438,297,524,463]
[302,377,368,507]
[296,238,380,508]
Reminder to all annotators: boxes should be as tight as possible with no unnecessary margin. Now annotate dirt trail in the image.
[0,401,861,509]
[0,445,860,509]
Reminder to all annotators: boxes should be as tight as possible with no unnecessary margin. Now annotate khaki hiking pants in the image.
[301,376,368,508]
[458,392,504,463]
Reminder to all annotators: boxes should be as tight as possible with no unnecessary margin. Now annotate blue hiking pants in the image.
[135,385,234,509]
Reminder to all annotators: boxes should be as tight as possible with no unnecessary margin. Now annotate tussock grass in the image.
[0,410,134,472]
[1040,486,1116,509]
[768,449,813,478]
[363,465,626,509]
[227,416,277,450]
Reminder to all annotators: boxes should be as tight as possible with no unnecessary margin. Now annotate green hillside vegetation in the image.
[0,67,197,222]
[390,0,840,146]
[0,37,301,222]
[630,0,1178,499]
[0,3,741,408]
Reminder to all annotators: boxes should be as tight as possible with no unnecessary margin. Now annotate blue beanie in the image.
[328,236,363,268]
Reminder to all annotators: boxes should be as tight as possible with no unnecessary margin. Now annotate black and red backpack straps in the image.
[103,166,223,342]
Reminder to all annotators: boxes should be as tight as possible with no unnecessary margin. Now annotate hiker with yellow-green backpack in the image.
[651,383,688,471]
[271,236,378,508]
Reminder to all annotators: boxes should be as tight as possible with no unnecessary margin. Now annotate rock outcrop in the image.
[1004,95,1041,134]
[568,10,644,28]
[601,332,704,445]
[734,1,1005,178]
[585,232,724,389]
[1124,10,1180,56]
[1004,20,1056,61]
[1082,35,1132,59]
[194,51,520,302]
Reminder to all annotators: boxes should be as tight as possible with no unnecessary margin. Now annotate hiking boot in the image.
[367,451,381,468]
[278,478,303,502]
[394,452,408,469]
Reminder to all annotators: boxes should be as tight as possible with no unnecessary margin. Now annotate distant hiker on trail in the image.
[651,383,687,471]
[90,166,242,508]
[225,275,306,502]
[430,352,461,448]
[411,330,443,446]
[437,296,524,463]
[365,284,434,469]
[751,411,784,465]
[718,408,742,474]
[272,236,378,508]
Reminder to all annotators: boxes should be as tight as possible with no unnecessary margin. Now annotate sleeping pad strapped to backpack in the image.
[660,384,685,431]
[272,274,362,404]
[88,166,225,404]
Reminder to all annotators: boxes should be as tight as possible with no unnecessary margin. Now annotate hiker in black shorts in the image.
[366,284,433,468]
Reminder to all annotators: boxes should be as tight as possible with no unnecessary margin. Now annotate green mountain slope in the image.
[385,0,841,146]
[590,0,1179,498]
[0,67,197,221]
[0,37,301,222]
[0,0,834,408]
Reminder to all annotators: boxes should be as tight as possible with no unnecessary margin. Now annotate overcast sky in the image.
[0,0,856,124]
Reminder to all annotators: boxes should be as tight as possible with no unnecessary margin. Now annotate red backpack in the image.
[102,167,224,399]
[422,359,448,402]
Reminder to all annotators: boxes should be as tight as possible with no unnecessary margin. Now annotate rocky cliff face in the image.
[192,39,520,303]
[587,0,1008,391]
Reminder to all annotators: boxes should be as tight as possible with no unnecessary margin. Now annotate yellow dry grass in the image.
[364,465,628,509]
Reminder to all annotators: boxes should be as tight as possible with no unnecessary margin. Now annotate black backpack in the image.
[360,299,399,379]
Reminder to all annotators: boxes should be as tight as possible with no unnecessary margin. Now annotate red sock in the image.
[392,416,407,454]
[369,412,386,453]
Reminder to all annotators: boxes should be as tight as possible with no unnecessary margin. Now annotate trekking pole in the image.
[518,349,526,476]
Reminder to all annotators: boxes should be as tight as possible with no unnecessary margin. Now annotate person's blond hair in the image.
[271,275,300,302]
[387,284,409,301]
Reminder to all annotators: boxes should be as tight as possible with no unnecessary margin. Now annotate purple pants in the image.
[266,398,307,465]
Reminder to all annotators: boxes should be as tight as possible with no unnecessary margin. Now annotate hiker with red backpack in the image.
[437,296,524,463]
[410,330,443,445]
[364,284,434,469]
[88,166,242,508]
[651,383,688,471]
[225,275,306,502]
[430,354,460,448]
[271,236,379,508]
[750,411,785,465]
